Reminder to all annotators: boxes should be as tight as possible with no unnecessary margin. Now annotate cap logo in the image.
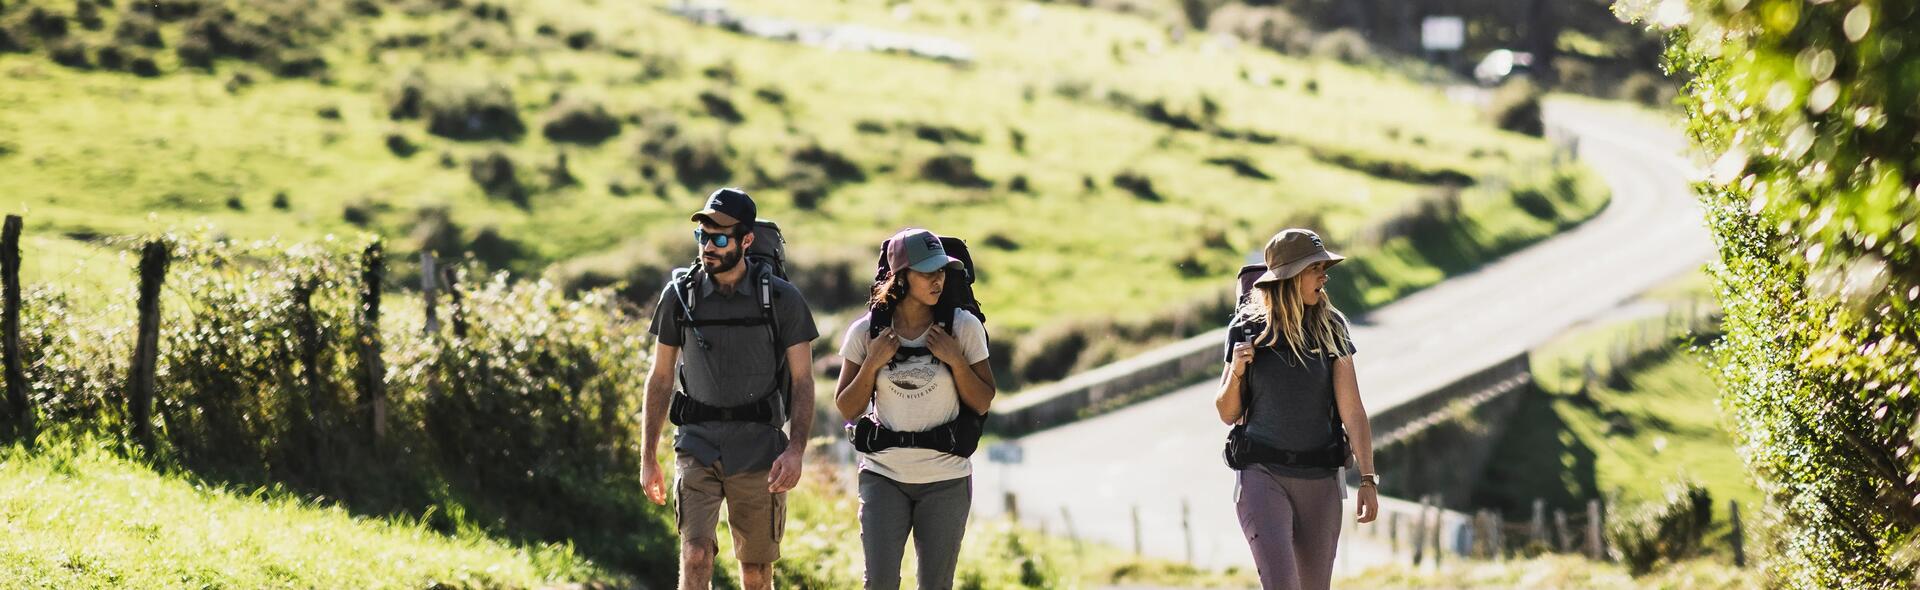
[922,234,940,252]
[1309,235,1323,250]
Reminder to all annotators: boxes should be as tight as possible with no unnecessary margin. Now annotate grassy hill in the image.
[0,436,612,588]
[0,0,1606,385]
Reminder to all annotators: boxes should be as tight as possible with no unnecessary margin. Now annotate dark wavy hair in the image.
[866,270,909,309]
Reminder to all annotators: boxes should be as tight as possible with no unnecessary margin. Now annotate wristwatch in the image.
[1358,473,1379,488]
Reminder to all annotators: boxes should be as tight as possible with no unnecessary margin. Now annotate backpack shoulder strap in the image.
[753,263,792,417]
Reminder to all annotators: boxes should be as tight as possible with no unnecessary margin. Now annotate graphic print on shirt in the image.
[885,352,940,400]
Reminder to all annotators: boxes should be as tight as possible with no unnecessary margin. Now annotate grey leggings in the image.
[1236,466,1343,590]
[858,471,972,590]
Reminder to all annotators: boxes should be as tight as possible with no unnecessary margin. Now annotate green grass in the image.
[0,0,1603,348]
[1479,326,1762,527]
[0,435,615,588]
[1338,554,1756,589]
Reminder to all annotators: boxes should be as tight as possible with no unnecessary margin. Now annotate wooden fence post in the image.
[129,241,169,454]
[1531,499,1548,550]
[1182,497,1194,564]
[1060,505,1083,558]
[1,215,29,441]
[1132,504,1143,557]
[359,241,386,444]
[1554,508,1573,552]
[1586,499,1605,560]
[1413,495,1430,565]
[420,252,439,335]
[1730,500,1746,567]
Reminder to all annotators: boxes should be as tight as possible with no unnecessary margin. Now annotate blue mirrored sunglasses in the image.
[693,228,734,248]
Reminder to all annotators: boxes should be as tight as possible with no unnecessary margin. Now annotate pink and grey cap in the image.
[886,228,966,275]
[1251,228,1345,287]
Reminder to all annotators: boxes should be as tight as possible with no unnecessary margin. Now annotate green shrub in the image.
[426,81,525,141]
[634,118,731,191]
[1310,28,1371,64]
[540,96,622,144]
[1112,170,1160,201]
[48,37,87,68]
[1206,4,1313,55]
[1645,0,1920,584]
[1609,481,1713,575]
[1488,78,1544,137]
[467,150,527,207]
[114,12,164,48]
[697,89,742,123]
[918,153,991,189]
[1617,72,1664,107]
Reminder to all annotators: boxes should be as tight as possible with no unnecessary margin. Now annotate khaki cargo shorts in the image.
[674,453,787,563]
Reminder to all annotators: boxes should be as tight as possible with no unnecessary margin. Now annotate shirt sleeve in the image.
[840,315,871,365]
[957,310,990,365]
[648,282,684,347]
[774,282,820,350]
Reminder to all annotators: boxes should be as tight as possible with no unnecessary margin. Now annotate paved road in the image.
[969,99,1713,574]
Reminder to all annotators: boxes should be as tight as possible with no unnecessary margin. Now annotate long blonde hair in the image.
[1234,271,1352,364]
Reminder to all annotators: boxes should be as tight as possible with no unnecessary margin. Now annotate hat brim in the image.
[690,209,741,227]
[908,255,966,274]
[1252,251,1346,286]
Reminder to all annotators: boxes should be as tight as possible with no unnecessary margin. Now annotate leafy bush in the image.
[634,117,732,191]
[467,150,527,207]
[1207,4,1313,55]
[6,235,675,584]
[918,153,991,189]
[1644,0,1920,585]
[387,71,526,141]
[426,81,524,141]
[114,12,164,48]
[47,38,87,68]
[540,96,621,144]
[1310,28,1372,64]
[697,89,742,124]
[1488,78,1544,137]
[1609,481,1713,575]
[1112,170,1160,201]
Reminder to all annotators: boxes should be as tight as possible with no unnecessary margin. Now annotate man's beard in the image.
[702,247,744,274]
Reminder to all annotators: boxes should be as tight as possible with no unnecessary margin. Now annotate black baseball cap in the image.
[691,187,756,230]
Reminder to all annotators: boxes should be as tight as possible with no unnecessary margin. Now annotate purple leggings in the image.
[1236,466,1343,590]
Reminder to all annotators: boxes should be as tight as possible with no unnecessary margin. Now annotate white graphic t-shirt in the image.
[840,308,990,484]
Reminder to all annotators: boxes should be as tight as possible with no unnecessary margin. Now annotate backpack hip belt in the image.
[669,391,780,426]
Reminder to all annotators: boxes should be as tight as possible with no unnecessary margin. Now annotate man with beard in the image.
[640,188,819,590]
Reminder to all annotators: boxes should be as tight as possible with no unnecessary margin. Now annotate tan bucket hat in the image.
[1251,229,1345,287]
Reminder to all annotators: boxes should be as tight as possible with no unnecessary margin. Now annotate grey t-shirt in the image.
[1223,315,1356,479]
[650,266,819,475]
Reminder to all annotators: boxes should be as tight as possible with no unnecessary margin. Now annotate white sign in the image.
[1422,16,1465,51]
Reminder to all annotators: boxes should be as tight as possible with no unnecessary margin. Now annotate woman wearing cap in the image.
[1215,228,1377,590]
[834,228,996,590]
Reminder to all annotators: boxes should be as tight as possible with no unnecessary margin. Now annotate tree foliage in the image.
[1640,0,1920,585]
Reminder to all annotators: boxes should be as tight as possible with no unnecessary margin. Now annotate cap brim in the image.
[908,255,966,274]
[1261,251,1346,284]
[690,209,741,227]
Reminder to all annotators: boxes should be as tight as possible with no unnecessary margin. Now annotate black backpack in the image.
[848,235,990,458]
[1222,262,1351,470]
[666,220,794,426]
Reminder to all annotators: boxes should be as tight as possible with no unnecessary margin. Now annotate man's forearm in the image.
[786,375,814,452]
[641,373,674,461]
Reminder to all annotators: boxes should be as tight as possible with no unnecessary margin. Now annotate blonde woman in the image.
[1214,229,1378,590]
